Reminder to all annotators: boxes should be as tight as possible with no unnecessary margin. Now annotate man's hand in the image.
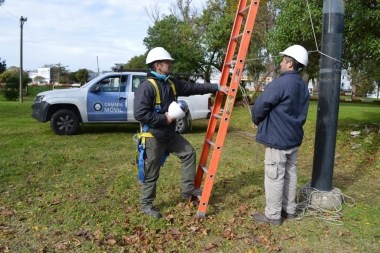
[165,112,175,125]
[219,85,229,95]
[252,123,258,129]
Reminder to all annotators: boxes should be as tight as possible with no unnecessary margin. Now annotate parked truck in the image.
[31,71,212,135]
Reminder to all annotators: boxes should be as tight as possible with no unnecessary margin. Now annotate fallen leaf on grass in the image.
[107,239,117,246]
[280,235,295,240]
[268,246,281,252]
[168,227,181,235]
[164,215,175,223]
[200,242,221,252]
[0,246,10,252]
[221,228,234,239]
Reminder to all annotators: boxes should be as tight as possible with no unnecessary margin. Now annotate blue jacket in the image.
[251,70,309,150]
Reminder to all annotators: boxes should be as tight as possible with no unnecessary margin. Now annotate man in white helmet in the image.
[251,45,310,225]
[134,47,229,218]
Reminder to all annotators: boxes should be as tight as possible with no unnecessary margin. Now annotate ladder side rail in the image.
[206,0,261,184]
[194,0,249,188]
[196,0,261,216]
[218,0,249,88]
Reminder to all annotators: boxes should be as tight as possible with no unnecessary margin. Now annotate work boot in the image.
[281,210,296,220]
[182,187,203,199]
[252,213,282,226]
[140,206,162,218]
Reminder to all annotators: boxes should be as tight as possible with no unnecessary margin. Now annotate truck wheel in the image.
[176,116,189,134]
[50,109,79,135]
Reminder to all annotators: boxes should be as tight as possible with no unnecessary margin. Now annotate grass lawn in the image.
[0,93,379,252]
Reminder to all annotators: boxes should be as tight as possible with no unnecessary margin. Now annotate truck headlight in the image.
[34,95,45,103]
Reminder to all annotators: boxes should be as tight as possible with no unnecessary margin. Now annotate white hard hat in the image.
[177,100,188,114]
[279,45,308,66]
[168,101,187,119]
[146,47,174,64]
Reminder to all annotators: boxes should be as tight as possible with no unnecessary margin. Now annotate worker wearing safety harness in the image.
[134,47,229,218]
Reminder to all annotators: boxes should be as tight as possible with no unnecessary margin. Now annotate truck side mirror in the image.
[91,84,101,92]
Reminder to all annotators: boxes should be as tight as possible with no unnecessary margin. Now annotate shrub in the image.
[3,75,31,101]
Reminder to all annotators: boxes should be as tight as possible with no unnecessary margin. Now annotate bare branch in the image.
[144,0,161,23]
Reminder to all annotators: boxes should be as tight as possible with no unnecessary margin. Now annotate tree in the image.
[3,74,31,101]
[111,63,125,72]
[266,0,380,90]
[33,75,45,84]
[76,69,89,85]
[123,55,147,70]
[0,66,27,82]
[266,0,322,86]
[50,63,69,83]
[68,72,78,83]
[143,0,233,82]
[344,0,380,70]
[0,58,6,74]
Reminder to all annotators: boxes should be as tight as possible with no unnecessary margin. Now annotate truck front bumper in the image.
[31,101,50,123]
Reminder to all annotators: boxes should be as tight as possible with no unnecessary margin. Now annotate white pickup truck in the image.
[31,71,212,135]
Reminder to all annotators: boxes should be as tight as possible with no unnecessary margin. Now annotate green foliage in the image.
[124,55,147,70]
[344,0,380,69]
[267,0,322,81]
[33,75,45,83]
[144,14,203,75]
[143,0,233,82]
[111,63,125,72]
[0,66,23,82]
[58,76,68,84]
[268,0,380,83]
[0,57,6,74]
[51,63,69,83]
[76,68,89,84]
[3,74,31,101]
[68,72,78,83]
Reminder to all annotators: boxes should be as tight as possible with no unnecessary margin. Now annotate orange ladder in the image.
[193,0,261,218]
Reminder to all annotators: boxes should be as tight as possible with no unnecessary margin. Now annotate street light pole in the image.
[19,16,27,103]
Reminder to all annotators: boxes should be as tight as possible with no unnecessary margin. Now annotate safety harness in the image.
[135,78,177,182]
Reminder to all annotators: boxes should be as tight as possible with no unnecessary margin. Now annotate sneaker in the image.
[252,213,282,226]
[182,187,203,199]
[281,210,296,220]
[140,206,162,218]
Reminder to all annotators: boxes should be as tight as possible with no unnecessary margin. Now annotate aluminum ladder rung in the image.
[225,60,236,67]
[232,33,243,41]
[200,164,208,174]
[206,139,215,146]
[239,5,251,14]
[212,114,222,119]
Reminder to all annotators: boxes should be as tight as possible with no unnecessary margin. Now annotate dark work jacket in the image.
[134,72,219,141]
[251,70,309,150]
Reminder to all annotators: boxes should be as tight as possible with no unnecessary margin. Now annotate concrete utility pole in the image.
[97,56,100,76]
[311,1,344,192]
[19,16,27,103]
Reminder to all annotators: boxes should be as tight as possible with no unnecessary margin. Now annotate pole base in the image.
[301,186,343,210]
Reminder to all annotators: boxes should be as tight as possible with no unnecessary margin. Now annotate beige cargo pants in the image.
[264,146,299,220]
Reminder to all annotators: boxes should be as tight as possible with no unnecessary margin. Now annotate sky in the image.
[0,0,204,73]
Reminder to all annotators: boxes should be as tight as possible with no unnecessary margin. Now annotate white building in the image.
[28,68,51,84]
